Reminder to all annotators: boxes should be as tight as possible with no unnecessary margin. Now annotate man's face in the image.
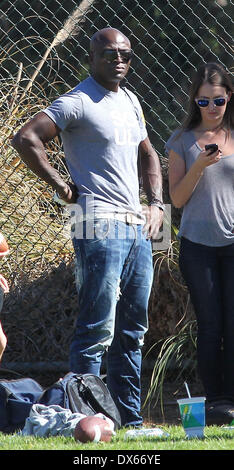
[89,31,132,90]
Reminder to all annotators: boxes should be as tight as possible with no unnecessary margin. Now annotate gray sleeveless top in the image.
[165,129,234,247]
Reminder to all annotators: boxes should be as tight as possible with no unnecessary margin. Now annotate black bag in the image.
[0,377,43,433]
[0,372,121,434]
[38,372,121,430]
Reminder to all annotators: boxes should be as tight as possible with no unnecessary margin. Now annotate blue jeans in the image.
[69,218,153,426]
[179,237,234,403]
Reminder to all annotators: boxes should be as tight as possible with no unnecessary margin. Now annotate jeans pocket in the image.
[91,218,111,241]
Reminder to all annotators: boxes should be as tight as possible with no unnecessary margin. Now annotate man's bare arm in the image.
[11,112,77,203]
[139,137,164,238]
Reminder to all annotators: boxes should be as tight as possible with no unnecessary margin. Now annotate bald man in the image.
[12,28,164,427]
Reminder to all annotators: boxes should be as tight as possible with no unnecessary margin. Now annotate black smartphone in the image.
[205,144,218,155]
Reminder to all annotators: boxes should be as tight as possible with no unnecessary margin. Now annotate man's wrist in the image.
[148,197,165,211]
[55,182,70,198]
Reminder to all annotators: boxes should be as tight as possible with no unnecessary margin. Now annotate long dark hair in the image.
[183,62,234,131]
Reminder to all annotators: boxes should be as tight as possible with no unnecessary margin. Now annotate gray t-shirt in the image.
[44,76,147,218]
[165,129,234,247]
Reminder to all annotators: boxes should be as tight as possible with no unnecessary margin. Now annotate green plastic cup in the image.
[177,397,206,438]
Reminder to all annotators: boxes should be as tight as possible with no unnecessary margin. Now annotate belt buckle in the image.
[126,213,133,224]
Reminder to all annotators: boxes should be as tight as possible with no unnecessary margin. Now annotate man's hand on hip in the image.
[143,205,164,239]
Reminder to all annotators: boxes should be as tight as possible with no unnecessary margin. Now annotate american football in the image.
[74,416,114,443]
[0,233,9,257]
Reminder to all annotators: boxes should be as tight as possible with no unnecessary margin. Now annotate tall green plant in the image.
[143,320,197,416]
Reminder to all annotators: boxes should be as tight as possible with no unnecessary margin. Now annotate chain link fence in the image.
[0,0,233,371]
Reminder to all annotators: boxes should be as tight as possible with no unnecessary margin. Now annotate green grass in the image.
[1,425,234,451]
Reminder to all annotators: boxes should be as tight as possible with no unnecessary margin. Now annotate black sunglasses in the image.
[101,48,133,63]
[195,96,228,108]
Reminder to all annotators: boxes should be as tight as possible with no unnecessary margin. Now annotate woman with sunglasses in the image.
[166,62,234,425]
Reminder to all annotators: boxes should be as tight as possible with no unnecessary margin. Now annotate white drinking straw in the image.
[184,381,191,398]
